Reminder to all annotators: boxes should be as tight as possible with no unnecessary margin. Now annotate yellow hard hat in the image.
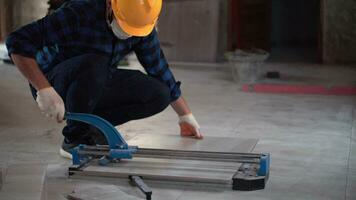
[111,0,162,37]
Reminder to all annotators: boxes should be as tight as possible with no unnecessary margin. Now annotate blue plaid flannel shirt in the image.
[6,0,181,101]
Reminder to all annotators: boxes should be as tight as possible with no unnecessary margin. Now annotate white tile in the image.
[346,173,356,200]
[0,164,47,200]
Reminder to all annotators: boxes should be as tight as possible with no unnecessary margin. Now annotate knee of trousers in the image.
[152,84,171,113]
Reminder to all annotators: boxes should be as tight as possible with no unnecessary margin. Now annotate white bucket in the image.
[226,49,269,83]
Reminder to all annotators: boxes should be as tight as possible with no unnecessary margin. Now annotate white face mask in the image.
[110,18,132,40]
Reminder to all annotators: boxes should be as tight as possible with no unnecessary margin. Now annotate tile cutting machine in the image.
[66,112,270,200]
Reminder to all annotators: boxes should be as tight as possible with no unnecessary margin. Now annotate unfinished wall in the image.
[0,0,12,40]
[323,0,356,64]
[158,0,221,63]
[13,0,48,27]
[0,0,47,41]
[217,0,228,62]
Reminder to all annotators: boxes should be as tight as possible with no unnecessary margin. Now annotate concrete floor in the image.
[0,60,355,200]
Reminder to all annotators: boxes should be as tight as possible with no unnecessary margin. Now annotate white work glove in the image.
[179,113,203,139]
[36,87,65,123]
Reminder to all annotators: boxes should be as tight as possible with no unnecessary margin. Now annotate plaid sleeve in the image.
[134,30,182,102]
[5,2,84,58]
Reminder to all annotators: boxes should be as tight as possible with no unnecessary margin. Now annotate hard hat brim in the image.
[116,18,156,37]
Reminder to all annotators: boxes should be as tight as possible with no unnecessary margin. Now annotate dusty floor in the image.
[0,60,355,200]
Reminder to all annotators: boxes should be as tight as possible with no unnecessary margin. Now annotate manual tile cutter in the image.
[66,112,270,199]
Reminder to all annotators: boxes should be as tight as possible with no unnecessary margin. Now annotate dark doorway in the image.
[228,0,272,51]
[228,0,321,63]
[269,0,320,62]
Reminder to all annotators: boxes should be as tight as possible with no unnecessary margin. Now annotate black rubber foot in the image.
[232,163,269,191]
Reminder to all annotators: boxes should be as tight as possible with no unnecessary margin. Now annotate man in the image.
[47,0,71,14]
[6,0,203,159]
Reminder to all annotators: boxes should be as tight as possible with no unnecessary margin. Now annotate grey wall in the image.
[158,0,221,63]
[0,0,47,40]
[12,0,48,27]
[323,0,356,64]
[0,0,11,40]
[217,0,228,62]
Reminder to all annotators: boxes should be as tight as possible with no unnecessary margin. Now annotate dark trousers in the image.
[32,54,171,143]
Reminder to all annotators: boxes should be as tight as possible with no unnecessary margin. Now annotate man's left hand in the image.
[179,113,203,139]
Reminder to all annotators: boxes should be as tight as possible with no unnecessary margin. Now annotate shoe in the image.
[60,135,96,160]
[59,128,108,159]
[59,139,80,160]
[88,127,108,145]
[60,141,75,160]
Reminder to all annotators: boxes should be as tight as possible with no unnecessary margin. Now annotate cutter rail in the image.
[65,112,270,193]
[79,146,263,163]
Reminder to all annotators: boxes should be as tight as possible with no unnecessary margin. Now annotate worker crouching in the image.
[6,0,203,159]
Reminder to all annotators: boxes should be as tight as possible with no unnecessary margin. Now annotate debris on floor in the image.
[266,71,281,79]
[67,184,143,200]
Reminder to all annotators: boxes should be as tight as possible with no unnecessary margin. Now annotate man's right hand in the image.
[9,54,64,122]
[36,87,65,123]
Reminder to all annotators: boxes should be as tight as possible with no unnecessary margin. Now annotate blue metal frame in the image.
[65,112,137,165]
[66,112,270,180]
[257,153,270,176]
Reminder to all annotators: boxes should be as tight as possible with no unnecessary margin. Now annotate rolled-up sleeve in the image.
[134,30,182,102]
